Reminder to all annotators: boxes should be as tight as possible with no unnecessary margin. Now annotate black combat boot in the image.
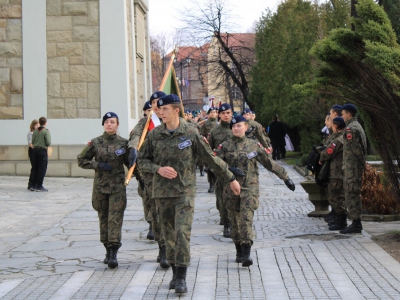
[159,244,170,269]
[241,243,253,267]
[169,263,176,290]
[324,209,336,223]
[175,267,188,294]
[235,243,243,263]
[103,244,110,264]
[340,218,363,234]
[208,183,214,193]
[108,247,118,268]
[329,213,347,231]
[223,220,231,238]
[147,222,154,240]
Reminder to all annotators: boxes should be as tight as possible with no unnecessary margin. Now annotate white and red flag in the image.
[148,111,161,131]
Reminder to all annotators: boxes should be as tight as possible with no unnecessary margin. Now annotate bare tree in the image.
[178,0,256,110]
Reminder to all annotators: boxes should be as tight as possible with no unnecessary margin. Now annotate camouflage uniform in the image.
[342,117,367,220]
[319,132,345,213]
[77,132,129,249]
[137,118,233,267]
[215,136,289,245]
[200,117,218,188]
[246,119,271,149]
[187,119,200,131]
[128,117,164,244]
[208,120,233,223]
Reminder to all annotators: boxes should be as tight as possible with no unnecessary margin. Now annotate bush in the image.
[301,154,309,166]
[361,164,400,214]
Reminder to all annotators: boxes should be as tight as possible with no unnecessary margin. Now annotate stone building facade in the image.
[0,0,151,177]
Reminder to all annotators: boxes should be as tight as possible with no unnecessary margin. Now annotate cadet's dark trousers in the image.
[156,196,194,267]
[215,178,229,222]
[344,166,364,220]
[138,183,152,222]
[207,169,216,185]
[227,194,259,245]
[271,140,281,160]
[29,147,48,188]
[92,189,126,249]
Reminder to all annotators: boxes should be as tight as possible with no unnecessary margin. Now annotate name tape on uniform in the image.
[115,148,126,156]
[247,151,258,159]
[178,140,192,150]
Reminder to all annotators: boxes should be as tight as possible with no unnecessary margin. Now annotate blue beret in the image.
[251,110,255,114]
[342,103,357,114]
[184,109,191,114]
[331,104,343,110]
[230,115,247,129]
[157,94,181,108]
[143,101,152,111]
[218,103,232,114]
[332,117,346,128]
[243,108,251,114]
[102,112,118,125]
[207,106,218,114]
[150,91,166,102]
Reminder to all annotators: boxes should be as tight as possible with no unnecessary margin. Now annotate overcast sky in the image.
[148,0,281,36]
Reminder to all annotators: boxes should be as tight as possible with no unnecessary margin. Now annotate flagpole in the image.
[124,110,154,186]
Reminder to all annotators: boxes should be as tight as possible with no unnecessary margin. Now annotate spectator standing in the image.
[269,115,286,160]
[29,117,51,192]
[27,119,39,189]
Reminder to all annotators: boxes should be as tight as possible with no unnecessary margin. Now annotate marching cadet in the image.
[200,106,219,192]
[137,94,242,294]
[318,117,346,230]
[208,103,234,236]
[215,115,295,267]
[129,100,153,240]
[242,108,272,150]
[340,104,367,234]
[128,91,170,269]
[77,112,129,269]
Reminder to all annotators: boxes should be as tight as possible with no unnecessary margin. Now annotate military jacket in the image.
[77,132,129,194]
[208,120,232,150]
[246,120,271,148]
[319,132,344,180]
[216,135,289,198]
[200,117,217,137]
[342,117,367,169]
[128,117,147,149]
[137,118,233,198]
[187,119,200,131]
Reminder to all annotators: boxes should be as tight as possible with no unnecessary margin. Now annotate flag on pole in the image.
[148,111,161,131]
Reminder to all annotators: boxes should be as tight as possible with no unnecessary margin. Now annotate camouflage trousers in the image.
[344,166,364,220]
[327,179,346,214]
[92,189,126,249]
[156,195,194,267]
[138,183,152,222]
[215,179,229,222]
[227,193,259,245]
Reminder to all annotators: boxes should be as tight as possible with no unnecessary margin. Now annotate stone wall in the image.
[0,0,22,120]
[46,0,100,119]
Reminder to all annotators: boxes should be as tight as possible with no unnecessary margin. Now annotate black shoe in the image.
[169,264,176,290]
[235,243,242,263]
[175,267,188,294]
[329,214,347,231]
[241,243,253,267]
[159,245,170,269]
[340,218,363,234]
[208,184,214,193]
[103,248,110,264]
[108,248,118,268]
[223,221,231,238]
[36,186,48,192]
[219,218,224,226]
[147,223,154,240]
[29,184,35,191]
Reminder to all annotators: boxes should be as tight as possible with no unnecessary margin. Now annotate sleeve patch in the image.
[257,142,263,148]
[346,133,353,140]
[265,148,271,154]
[326,147,334,155]
[217,144,222,149]
[213,151,217,156]
[87,141,92,146]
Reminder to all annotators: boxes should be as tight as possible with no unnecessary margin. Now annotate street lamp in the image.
[174,56,191,100]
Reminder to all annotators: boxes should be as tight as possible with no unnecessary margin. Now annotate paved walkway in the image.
[0,162,399,299]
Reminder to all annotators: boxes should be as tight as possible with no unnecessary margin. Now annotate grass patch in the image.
[282,151,303,166]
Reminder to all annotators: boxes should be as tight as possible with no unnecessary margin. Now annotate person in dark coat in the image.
[268,115,286,160]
